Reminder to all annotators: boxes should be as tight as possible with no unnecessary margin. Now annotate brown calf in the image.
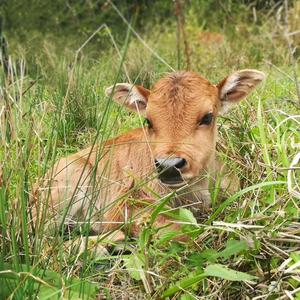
[32,70,265,239]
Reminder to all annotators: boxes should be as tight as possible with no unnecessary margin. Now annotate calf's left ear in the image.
[217,69,265,114]
[105,83,150,114]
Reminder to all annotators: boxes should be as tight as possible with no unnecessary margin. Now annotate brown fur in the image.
[31,70,265,240]
[198,32,225,44]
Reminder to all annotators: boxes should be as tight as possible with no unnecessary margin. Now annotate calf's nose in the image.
[155,157,187,170]
[155,157,187,185]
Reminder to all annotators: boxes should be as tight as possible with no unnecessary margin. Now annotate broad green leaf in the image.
[291,252,300,263]
[176,208,197,225]
[150,192,176,225]
[156,230,179,244]
[163,208,199,238]
[155,208,199,243]
[164,208,197,225]
[187,240,248,267]
[199,249,220,263]
[180,294,196,300]
[220,239,248,260]
[162,270,206,298]
[124,254,145,281]
[0,264,98,299]
[204,264,257,281]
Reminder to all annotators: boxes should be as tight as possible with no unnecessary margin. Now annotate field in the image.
[0,1,300,299]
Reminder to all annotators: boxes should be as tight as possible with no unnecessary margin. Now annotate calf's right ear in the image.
[105,83,150,114]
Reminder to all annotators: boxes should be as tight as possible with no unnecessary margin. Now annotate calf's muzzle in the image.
[155,157,187,185]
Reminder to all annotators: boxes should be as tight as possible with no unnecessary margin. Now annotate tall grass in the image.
[1,2,300,299]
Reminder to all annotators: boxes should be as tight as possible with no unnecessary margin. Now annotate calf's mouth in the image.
[155,157,188,188]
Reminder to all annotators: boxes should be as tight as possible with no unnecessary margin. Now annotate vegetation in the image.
[0,1,299,299]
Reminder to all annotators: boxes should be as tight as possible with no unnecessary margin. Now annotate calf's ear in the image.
[217,69,265,114]
[105,83,150,114]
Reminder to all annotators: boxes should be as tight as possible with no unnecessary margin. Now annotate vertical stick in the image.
[0,16,9,81]
[284,0,300,103]
[175,0,191,70]
[175,0,181,70]
[0,16,13,143]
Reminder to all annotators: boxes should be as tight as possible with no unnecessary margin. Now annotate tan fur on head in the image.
[34,69,265,241]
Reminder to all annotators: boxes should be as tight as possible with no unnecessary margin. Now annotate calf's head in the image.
[106,70,265,187]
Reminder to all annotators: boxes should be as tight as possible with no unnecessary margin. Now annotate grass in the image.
[1,2,300,299]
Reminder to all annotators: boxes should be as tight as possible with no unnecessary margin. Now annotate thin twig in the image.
[108,0,175,71]
[175,0,191,70]
[283,0,300,103]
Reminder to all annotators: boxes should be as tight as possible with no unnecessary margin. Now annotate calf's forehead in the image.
[147,72,219,115]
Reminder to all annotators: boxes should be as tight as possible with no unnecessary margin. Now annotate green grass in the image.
[1,2,300,299]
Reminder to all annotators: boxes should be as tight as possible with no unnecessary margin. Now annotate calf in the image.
[32,70,265,239]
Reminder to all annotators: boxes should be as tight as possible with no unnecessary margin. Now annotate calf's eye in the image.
[144,118,153,129]
[199,113,213,126]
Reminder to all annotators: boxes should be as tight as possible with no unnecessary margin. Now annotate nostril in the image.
[155,159,164,173]
[175,158,187,169]
[155,159,160,169]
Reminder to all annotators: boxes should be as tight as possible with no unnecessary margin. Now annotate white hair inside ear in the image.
[218,69,265,114]
[105,83,150,114]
